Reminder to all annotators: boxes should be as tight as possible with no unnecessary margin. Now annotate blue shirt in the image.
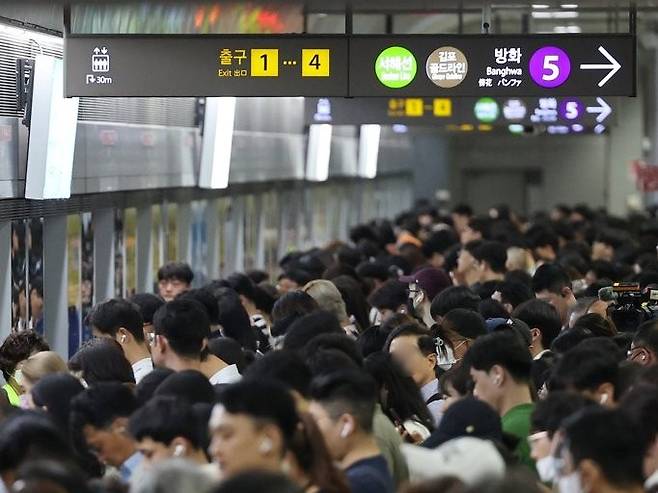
[119,451,143,481]
[345,455,394,493]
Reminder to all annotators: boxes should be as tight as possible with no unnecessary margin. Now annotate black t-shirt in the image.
[345,455,394,493]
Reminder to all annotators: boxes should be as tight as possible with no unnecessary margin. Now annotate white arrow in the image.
[101,47,108,54]
[586,97,612,123]
[93,47,100,54]
[580,46,622,87]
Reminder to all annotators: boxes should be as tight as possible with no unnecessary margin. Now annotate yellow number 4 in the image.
[302,49,330,77]
[251,49,279,77]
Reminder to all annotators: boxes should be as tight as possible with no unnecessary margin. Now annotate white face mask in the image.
[557,472,584,493]
[536,456,557,484]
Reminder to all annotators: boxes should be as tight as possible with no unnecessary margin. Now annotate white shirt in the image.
[421,378,444,425]
[132,358,154,384]
[209,364,241,385]
[646,470,658,490]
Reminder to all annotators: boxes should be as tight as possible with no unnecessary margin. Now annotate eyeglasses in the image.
[627,346,647,360]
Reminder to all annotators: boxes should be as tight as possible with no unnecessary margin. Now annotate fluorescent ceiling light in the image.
[306,124,332,182]
[532,11,579,18]
[553,25,582,33]
[358,124,380,179]
[198,97,236,189]
[561,4,579,8]
[532,4,550,9]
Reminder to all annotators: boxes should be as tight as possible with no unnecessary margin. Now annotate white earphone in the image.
[340,422,352,439]
[173,444,186,457]
[259,437,273,454]
[120,334,127,344]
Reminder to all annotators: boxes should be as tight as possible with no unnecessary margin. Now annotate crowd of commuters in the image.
[2,201,658,492]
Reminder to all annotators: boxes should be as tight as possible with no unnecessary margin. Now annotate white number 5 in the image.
[543,55,560,81]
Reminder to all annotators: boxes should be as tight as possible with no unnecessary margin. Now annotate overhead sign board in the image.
[65,34,635,97]
[305,96,614,129]
[65,35,349,97]
[349,34,635,97]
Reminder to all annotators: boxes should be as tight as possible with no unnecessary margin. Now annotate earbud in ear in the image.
[340,423,352,439]
[173,444,186,457]
[120,334,127,344]
[259,438,273,454]
[600,394,609,405]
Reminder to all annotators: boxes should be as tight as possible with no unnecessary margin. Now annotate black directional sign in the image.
[349,34,635,97]
[64,34,635,98]
[65,35,349,97]
[305,96,614,129]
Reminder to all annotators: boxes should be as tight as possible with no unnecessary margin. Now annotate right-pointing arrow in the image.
[580,46,622,87]
[586,97,612,123]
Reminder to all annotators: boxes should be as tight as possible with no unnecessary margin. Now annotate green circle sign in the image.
[474,97,500,123]
[375,46,417,89]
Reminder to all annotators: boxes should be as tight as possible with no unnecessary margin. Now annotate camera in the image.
[598,283,658,331]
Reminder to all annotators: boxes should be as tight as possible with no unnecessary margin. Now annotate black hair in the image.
[551,327,595,355]
[595,229,625,249]
[309,370,378,433]
[532,263,571,295]
[177,288,220,325]
[464,331,532,383]
[513,299,561,350]
[478,298,510,320]
[68,338,135,385]
[157,262,193,284]
[356,262,390,283]
[86,298,145,343]
[438,363,472,397]
[0,412,74,474]
[504,270,533,289]
[212,286,258,352]
[306,349,361,378]
[31,374,84,434]
[244,350,312,397]
[153,299,209,359]
[564,408,645,488]
[304,333,363,368]
[15,460,92,493]
[385,323,437,358]
[530,391,592,437]
[575,337,625,362]
[471,241,507,274]
[253,285,276,316]
[271,291,320,337]
[495,282,534,310]
[29,277,43,299]
[217,379,299,450]
[467,217,490,238]
[247,270,270,284]
[430,286,480,320]
[129,395,203,448]
[0,330,49,381]
[211,471,303,493]
[331,275,370,331]
[227,273,257,303]
[620,383,658,446]
[278,270,313,288]
[283,311,343,352]
[452,204,473,216]
[357,326,389,357]
[208,337,247,373]
[632,319,658,355]
[364,352,434,431]
[549,346,619,393]
[70,382,138,430]
[155,370,216,405]
[135,368,175,406]
[128,293,165,325]
[367,280,407,311]
[526,228,559,253]
[573,313,617,338]
[442,308,487,340]
[422,230,459,258]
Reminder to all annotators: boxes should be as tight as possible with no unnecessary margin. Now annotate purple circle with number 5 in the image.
[558,98,584,120]
[529,47,571,88]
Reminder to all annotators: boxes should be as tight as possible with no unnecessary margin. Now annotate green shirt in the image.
[502,402,535,471]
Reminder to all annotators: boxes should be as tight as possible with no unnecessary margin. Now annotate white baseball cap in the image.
[401,437,506,486]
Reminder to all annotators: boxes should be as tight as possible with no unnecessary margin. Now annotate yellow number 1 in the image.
[251,49,279,77]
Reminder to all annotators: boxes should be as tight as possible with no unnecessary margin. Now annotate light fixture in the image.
[392,124,408,134]
[532,4,550,9]
[198,97,237,189]
[560,4,579,8]
[532,11,579,18]
[358,124,380,179]
[306,124,332,182]
[0,22,62,46]
[553,25,582,33]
